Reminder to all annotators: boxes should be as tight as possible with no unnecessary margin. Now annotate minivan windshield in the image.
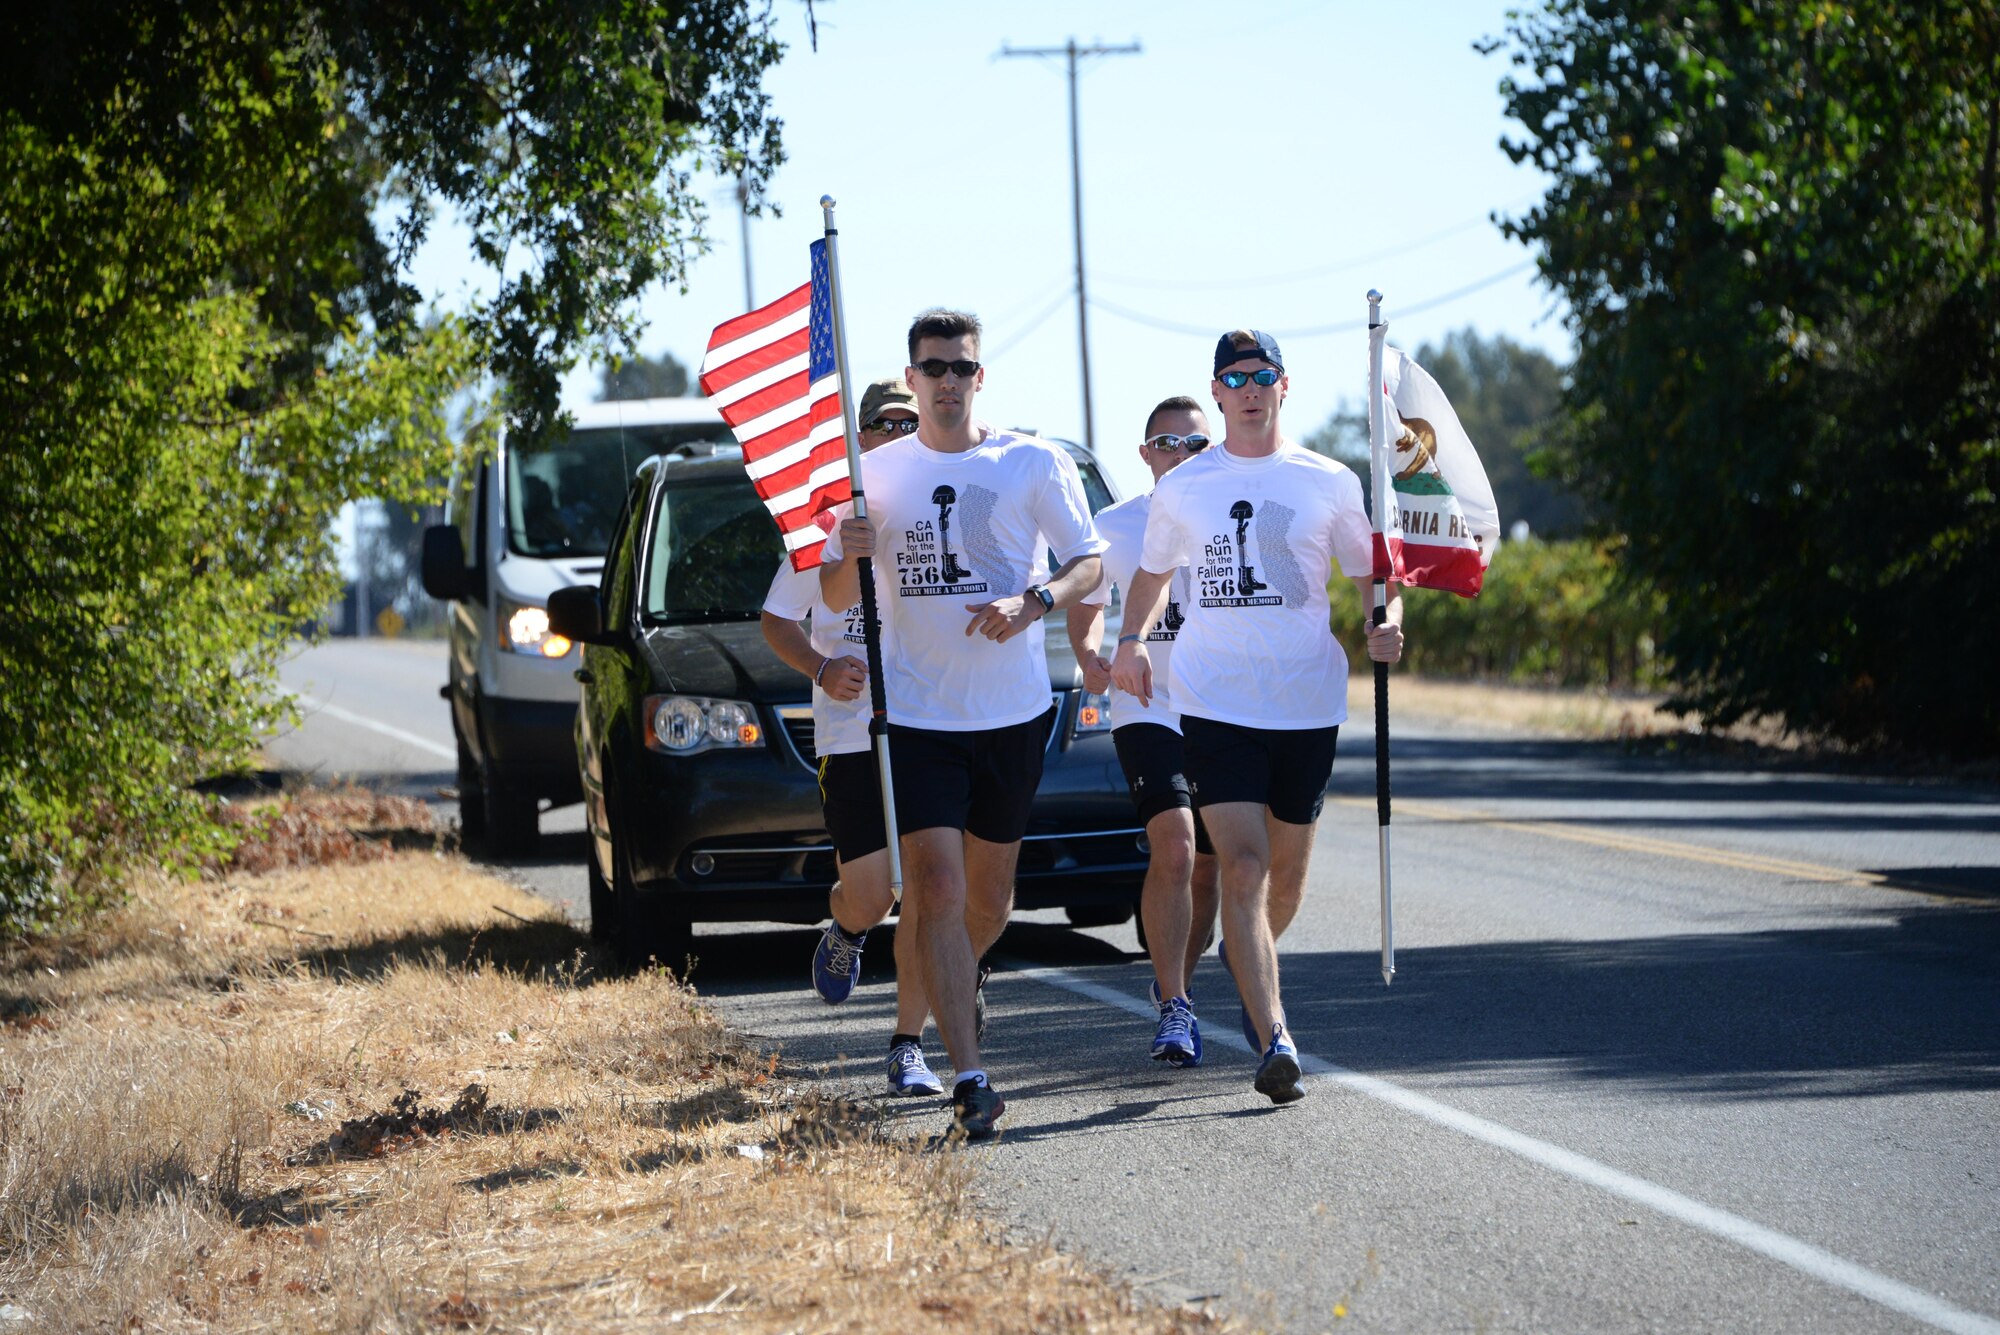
[508,422,732,558]
[643,475,785,623]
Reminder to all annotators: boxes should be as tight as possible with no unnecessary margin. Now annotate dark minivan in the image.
[549,441,1146,964]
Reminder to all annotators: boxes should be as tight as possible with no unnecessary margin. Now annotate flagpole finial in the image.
[819,194,836,210]
[1366,288,1383,304]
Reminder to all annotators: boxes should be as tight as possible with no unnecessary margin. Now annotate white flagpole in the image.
[819,195,903,905]
[1366,288,1395,985]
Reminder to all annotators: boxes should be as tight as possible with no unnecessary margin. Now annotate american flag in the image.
[697,239,850,570]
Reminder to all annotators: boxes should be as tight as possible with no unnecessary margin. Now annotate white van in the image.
[421,397,734,853]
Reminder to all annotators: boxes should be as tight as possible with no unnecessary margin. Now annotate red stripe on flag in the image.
[721,370,813,433]
[698,329,808,397]
[702,284,808,355]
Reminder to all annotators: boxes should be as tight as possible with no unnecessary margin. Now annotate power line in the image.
[987,285,1077,361]
[1094,208,1517,294]
[1086,260,1539,340]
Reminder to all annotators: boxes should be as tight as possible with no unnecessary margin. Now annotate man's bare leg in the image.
[1139,807,1198,999]
[961,832,1019,959]
[904,826,981,1074]
[1186,850,1219,985]
[1264,813,1316,941]
[1200,801,1283,1043]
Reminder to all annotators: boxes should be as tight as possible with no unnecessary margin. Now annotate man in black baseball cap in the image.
[1112,326,1405,1108]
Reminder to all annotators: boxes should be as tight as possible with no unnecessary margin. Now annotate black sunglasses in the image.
[1218,368,1281,389]
[913,358,981,379]
[1144,432,1210,453]
[864,417,919,435]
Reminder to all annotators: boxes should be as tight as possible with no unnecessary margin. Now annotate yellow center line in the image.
[1330,796,1986,904]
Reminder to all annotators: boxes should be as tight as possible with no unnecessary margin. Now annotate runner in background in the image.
[760,377,943,1098]
[1068,395,1220,1067]
[1111,330,1404,1106]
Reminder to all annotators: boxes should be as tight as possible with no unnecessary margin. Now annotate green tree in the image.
[0,1,785,932]
[1492,2,2000,755]
[599,349,695,400]
[1304,328,1581,537]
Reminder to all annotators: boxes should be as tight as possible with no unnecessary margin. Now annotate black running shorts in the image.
[1111,721,1214,855]
[887,707,1055,844]
[817,750,888,864]
[1180,715,1340,826]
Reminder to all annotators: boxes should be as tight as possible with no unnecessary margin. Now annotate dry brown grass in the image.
[1357,674,1801,748]
[1,803,1226,1333]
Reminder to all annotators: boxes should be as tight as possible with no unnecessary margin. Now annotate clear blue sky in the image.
[401,0,1568,500]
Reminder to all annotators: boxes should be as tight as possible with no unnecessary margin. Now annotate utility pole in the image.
[998,37,1140,453]
[736,177,755,310]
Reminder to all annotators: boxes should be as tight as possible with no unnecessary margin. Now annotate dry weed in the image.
[0,818,1228,1333]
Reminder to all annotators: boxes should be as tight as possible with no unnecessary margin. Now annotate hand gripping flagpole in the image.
[1366,288,1395,985]
[819,196,903,905]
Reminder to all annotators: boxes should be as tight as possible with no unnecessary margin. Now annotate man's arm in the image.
[964,552,1103,643]
[1107,566,1175,706]
[1066,600,1111,693]
[759,611,869,702]
[818,515,873,613]
[1348,577,1407,663]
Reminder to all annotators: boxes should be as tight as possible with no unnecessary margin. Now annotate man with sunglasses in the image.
[821,309,1105,1140]
[1110,330,1404,1107]
[762,376,947,1099]
[1068,395,1221,1068]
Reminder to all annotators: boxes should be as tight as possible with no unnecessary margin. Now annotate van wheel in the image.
[455,728,487,844]
[480,783,541,857]
[586,848,614,941]
[608,830,692,971]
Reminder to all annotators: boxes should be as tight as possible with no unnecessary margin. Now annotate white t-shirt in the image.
[1139,440,1374,729]
[761,559,875,757]
[1082,492,1191,734]
[823,428,1106,731]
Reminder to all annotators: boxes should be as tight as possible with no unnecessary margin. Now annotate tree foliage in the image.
[1492,2,2000,754]
[599,349,695,400]
[0,1,784,932]
[1304,328,1582,536]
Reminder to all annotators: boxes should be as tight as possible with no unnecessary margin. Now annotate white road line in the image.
[288,692,457,762]
[1001,960,2000,1335]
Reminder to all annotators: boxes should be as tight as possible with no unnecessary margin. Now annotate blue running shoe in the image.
[1150,995,1201,1067]
[1254,1025,1305,1105]
[810,923,865,1004]
[1215,937,1261,1052]
[887,1041,945,1097]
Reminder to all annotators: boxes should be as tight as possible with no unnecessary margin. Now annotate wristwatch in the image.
[1027,584,1054,617]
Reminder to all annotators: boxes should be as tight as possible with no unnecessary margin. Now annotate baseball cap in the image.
[1213,329,1284,377]
[857,376,917,426]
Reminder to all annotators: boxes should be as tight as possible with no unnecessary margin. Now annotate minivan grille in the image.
[776,706,816,771]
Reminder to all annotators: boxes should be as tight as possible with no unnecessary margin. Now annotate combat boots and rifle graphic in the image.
[932,485,973,584]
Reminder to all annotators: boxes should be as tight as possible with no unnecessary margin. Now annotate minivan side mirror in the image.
[421,525,477,601]
[548,584,615,646]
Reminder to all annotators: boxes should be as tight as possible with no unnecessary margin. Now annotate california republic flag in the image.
[1366,326,1501,596]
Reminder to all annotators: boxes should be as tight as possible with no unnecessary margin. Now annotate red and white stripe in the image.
[698,283,850,569]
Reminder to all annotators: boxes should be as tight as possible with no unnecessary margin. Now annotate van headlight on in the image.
[1074,689,1114,734]
[645,695,765,755]
[498,594,573,658]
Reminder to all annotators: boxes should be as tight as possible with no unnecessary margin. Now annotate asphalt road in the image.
[270,637,2000,1334]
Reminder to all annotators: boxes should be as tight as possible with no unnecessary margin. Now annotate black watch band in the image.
[1029,584,1054,616]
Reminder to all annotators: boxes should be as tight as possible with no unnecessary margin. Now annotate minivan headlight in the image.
[645,695,765,755]
[1075,689,1114,734]
[498,594,573,658]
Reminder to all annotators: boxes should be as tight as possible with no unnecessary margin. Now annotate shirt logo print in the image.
[1196,499,1285,608]
[896,484,990,597]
